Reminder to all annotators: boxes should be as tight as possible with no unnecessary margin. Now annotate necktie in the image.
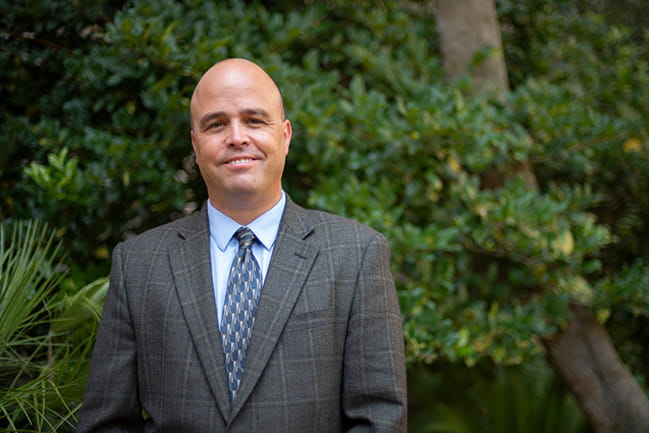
[220,227,262,401]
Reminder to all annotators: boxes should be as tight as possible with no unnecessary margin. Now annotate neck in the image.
[209,191,281,225]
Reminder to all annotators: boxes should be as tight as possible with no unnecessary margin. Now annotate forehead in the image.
[192,66,282,117]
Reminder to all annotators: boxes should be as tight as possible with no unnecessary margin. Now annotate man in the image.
[76,58,407,432]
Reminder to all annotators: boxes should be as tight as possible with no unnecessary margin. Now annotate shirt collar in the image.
[207,192,286,252]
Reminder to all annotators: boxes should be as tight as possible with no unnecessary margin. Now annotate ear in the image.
[282,119,292,156]
[190,130,199,161]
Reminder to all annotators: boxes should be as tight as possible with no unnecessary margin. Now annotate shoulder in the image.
[285,199,387,247]
[306,208,380,236]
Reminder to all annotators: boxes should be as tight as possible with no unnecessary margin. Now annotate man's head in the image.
[190,58,292,224]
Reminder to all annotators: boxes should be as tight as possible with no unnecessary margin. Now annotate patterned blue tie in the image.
[220,227,262,401]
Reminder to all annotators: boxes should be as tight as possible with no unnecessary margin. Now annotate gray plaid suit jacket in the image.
[76,197,407,433]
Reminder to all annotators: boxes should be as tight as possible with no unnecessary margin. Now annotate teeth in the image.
[228,158,252,165]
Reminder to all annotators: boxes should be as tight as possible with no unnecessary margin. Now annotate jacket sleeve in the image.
[76,242,145,433]
[342,232,408,432]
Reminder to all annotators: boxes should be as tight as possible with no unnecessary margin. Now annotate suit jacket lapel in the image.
[168,210,232,421]
[230,199,319,417]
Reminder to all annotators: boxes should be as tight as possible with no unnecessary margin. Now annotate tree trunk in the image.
[433,0,509,99]
[433,0,536,190]
[543,306,649,433]
[433,2,649,431]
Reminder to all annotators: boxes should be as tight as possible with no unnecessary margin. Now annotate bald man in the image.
[76,58,407,433]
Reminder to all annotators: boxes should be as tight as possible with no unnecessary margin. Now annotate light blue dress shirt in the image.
[207,192,286,326]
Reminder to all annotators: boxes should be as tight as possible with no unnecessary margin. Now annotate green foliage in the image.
[0,221,63,360]
[0,220,106,432]
[498,0,649,387]
[500,0,649,267]
[3,0,648,364]
[1,0,194,277]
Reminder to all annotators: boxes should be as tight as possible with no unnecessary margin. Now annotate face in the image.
[190,60,292,216]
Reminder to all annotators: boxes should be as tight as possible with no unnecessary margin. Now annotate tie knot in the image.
[234,227,256,249]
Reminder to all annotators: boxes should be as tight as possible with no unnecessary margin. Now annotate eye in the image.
[246,117,266,125]
[206,120,225,130]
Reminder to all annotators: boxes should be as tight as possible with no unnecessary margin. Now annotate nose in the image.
[227,121,248,147]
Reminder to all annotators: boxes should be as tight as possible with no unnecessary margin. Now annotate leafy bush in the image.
[3,0,648,366]
[499,0,649,380]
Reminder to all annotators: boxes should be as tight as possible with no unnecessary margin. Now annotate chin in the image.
[223,184,260,199]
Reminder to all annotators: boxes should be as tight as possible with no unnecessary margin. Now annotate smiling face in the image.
[190,59,292,223]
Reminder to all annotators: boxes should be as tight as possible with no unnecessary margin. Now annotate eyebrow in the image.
[198,109,272,130]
